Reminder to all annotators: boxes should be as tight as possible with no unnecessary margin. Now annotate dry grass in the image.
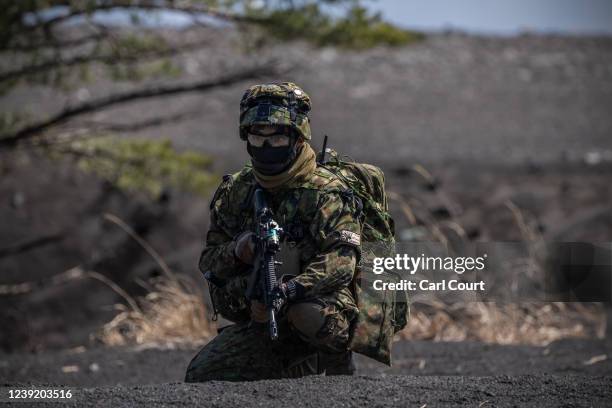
[95,275,604,348]
[96,275,214,348]
[94,213,215,348]
[0,264,215,347]
[400,301,604,346]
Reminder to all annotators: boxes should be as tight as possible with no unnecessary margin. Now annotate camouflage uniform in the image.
[185,164,363,382]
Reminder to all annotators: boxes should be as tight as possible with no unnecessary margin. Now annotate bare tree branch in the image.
[0,39,210,84]
[8,110,196,152]
[0,64,275,149]
[11,0,258,38]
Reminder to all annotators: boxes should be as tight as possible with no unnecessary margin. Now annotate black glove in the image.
[273,280,303,302]
[270,283,288,310]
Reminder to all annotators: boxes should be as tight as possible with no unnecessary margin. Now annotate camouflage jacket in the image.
[199,164,362,323]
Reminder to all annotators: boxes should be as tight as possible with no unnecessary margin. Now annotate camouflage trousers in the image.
[184,299,354,382]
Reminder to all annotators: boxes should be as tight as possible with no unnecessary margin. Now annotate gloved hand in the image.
[270,283,288,303]
[250,283,288,323]
[234,232,256,264]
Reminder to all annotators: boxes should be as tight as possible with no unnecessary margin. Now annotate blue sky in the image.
[370,0,612,34]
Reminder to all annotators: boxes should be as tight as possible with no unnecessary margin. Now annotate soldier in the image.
[185,82,364,381]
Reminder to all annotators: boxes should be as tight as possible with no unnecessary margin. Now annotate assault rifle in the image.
[245,188,284,340]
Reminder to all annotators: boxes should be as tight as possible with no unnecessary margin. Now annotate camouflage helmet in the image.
[239,82,312,141]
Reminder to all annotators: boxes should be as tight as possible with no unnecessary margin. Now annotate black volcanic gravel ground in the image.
[1,339,610,406]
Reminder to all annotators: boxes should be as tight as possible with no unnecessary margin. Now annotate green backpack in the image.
[320,147,409,365]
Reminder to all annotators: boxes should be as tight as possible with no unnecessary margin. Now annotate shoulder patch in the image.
[339,230,361,246]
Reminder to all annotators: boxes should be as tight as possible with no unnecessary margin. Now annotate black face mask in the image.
[247,139,299,175]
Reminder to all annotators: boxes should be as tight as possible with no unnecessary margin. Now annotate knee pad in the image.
[286,302,350,352]
[287,302,326,341]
